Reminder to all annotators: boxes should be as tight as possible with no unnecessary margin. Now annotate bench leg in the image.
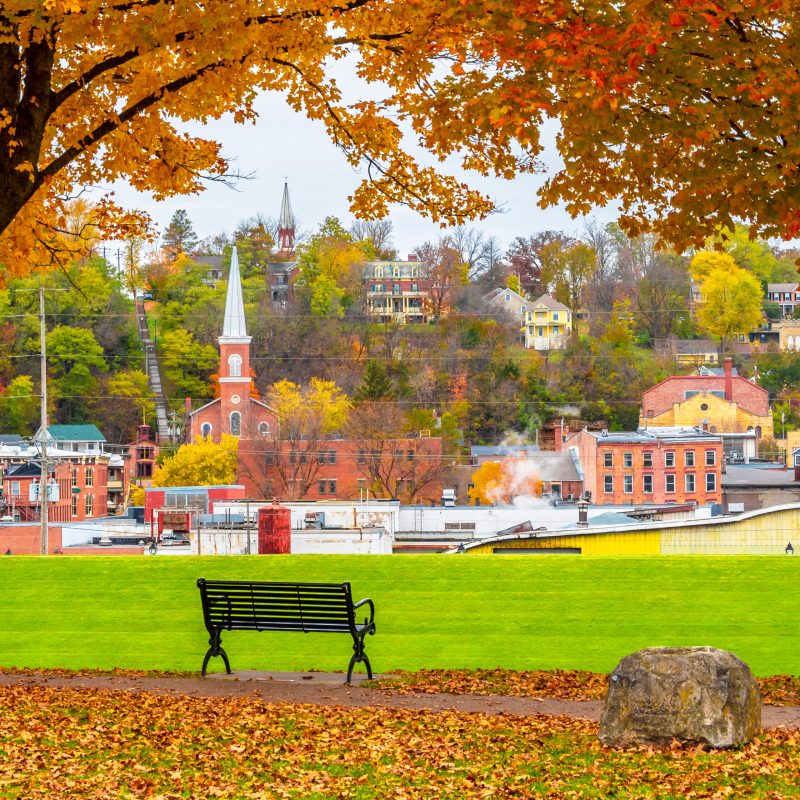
[346,637,373,684]
[201,630,232,676]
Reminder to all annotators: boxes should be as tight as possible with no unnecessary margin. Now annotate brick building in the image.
[566,427,723,506]
[187,246,278,443]
[2,454,109,522]
[639,358,772,439]
[363,260,429,323]
[237,435,444,503]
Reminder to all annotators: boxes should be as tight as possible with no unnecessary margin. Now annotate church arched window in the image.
[228,353,242,377]
[259,421,270,438]
[200,422,212,439]
[230,412,242,437]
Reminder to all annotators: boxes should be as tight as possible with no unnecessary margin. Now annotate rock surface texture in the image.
[599,646,761,748]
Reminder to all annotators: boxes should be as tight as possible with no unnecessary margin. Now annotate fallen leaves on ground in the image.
[1,685,800,799]
[367,669,800,706]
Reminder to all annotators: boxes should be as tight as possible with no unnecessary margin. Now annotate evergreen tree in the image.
[163,209,198,262]
[354,360,395,401]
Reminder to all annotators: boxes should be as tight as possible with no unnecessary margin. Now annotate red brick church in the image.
[187,247,278,442]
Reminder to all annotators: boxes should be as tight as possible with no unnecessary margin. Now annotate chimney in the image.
[724,357,733,401]
[554,419,564,452]
[577,496,589,528]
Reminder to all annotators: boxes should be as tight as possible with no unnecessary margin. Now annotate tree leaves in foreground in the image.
[7,2,800,276]
[3,685,800,799]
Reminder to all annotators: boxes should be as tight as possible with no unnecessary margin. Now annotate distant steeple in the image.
[222,246,248,339]
[277,181,295,256]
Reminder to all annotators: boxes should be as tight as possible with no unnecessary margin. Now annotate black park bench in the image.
[196,578,376,683]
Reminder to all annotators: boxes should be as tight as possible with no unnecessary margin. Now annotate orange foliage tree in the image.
[3,1,800,278]
[469,459,544,506]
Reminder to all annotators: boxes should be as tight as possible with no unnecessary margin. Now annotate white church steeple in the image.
[221,245,249,340]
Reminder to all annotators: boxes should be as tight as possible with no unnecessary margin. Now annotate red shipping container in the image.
[258,504,291,554]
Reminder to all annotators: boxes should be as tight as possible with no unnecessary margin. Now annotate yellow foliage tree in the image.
[152,435,239,487]
[251,378,351,500]
[696,266,764,354]
[690,251,738,283]
[469,462,505,506]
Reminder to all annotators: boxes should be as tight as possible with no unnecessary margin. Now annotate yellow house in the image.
[524,294,572,350]
[638,390,774,438]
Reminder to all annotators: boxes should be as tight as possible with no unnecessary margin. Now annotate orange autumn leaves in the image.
[4,683,800,798]
[4,2,800,280]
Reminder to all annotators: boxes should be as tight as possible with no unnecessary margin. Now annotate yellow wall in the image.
[465,505,800,556]
[639,392,773,437]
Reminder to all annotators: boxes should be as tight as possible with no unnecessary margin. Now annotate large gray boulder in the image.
[599,646,761,748]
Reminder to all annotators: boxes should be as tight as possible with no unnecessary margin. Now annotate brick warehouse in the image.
[566,427,723,506]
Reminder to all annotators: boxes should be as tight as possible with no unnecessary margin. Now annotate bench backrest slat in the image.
[198,579,356,633]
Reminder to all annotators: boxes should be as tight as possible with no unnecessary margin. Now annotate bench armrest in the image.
[353,597,375,625]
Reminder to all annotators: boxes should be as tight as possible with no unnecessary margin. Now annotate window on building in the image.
[685,450,695,467]
[358,449,366,464]
[553,325,559,334]
[136,462,153,479]
[71,493,78,517]
[85,494,94,517]
[604,475,613,493]
[603,452,613,467]
[228,353,242,377]
[623,475,633,494]
[665,451,675,467]
[665,474,675,493]
[230,412,241,437]
[289,450,297,464]
[259,422,270,438]
[328,480,337,494]
[327,449,336,464]
[318,480,326,494]
[643,475,653,494]
[684,390,699,399]
[623,452,633,468]
[706,473,716,492]
[10,481,19,496]
[643,451,653,468]
[705,450,716,466]
[407,449,415,461]
[264,451,275,465]
[685,473,696,493]
[411,283,418,292]
[86,469,93,487]
[71,470,78,487]
[201,422,212,438]
[553,312,559,321]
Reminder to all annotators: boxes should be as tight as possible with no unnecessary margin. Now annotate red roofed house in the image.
[639,357,773,439]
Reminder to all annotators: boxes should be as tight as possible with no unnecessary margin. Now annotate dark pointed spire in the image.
[277,180,295,256]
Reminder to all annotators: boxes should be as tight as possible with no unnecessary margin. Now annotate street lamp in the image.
[786,542,794,555]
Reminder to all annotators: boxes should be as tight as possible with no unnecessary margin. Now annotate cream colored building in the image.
[524,294,572,350]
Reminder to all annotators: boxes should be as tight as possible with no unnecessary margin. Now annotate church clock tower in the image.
[218,246,252,437]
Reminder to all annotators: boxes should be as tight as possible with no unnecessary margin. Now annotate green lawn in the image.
[1,555,799,676]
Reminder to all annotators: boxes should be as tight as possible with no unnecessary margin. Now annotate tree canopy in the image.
[4,2,800,277]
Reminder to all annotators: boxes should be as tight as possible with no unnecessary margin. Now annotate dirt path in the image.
[2,670,799,729]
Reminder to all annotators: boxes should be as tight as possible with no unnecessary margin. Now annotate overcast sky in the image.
[105,89,620,261]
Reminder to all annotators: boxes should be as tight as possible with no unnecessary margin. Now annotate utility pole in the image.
[39,286,49,555]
